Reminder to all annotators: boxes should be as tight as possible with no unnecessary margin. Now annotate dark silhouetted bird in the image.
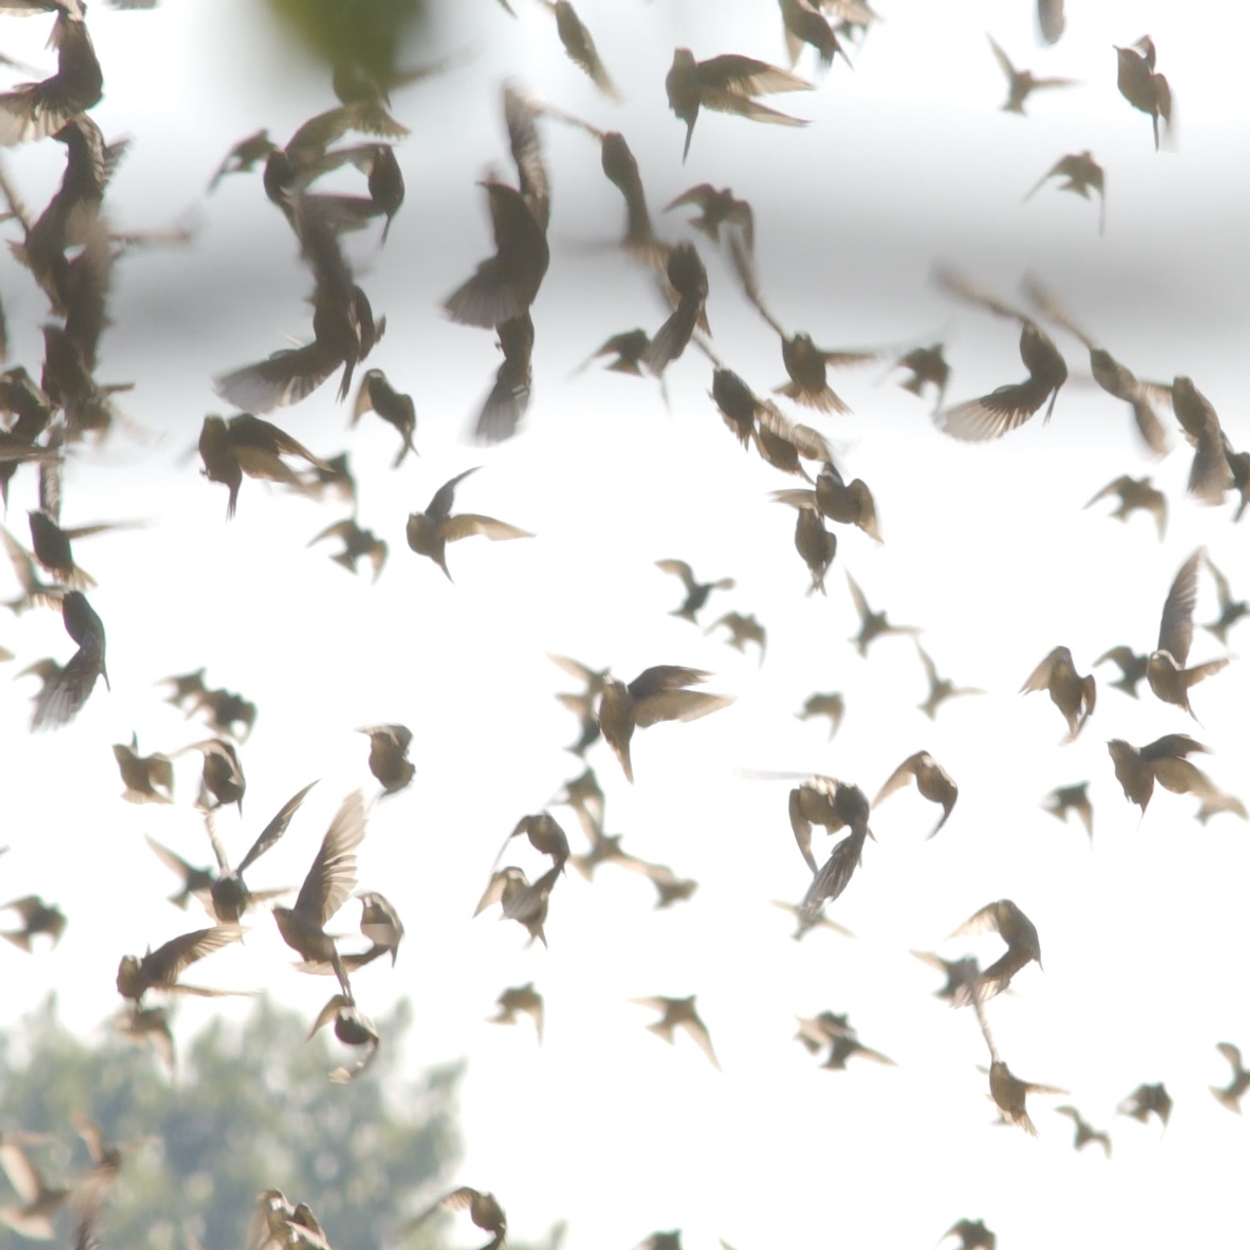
[359,724,414,794]
[1211,1043,1250,1114]
[643,241,708,375]
[199,413,330,520]
[309,518,387,582]
[632,994,720,1069]
[489,983,544,1042]
[797,691,843,738]
[1,895,66,950]
[1042,782,1093,841]
[1115,36,1171,150]
[933,267,1067,440]
[916,643,983,719]
[400,1188,506,1250]
[598,666,733,783]
[846,573,920,656]
[665,47,811,162]
[664,184,754,251]
[951,899,1042,1004]
[405,468,532,581]
[31,588,107,731]
[115,925,246,1006]
[1147,548,1230,718]
[1021,646,1095,742]
[309,990,380,1082]
[655,559,735,623]
[1056,1106,1112,1156]
[1203,555,1247,645]
[352,369,416,466]
[705,612,766,664]
[1118,1082,1172,1127]
[941,1219,996,1250]
[112,736,173,804]
[1095,645,1149,697]
[872,751,957,839]
[1085,476,1166,540]
[987,36,1076,113]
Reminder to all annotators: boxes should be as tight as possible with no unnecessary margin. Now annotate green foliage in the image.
[265,0,430,77]
[0,995,462,1250]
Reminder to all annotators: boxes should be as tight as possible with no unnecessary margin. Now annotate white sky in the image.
[2,1,1250,1248]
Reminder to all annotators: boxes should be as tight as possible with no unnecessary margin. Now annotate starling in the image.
[489,983,544,1042]
[655,559,736,623]
[359,724,415,794]
[1085,476,1167,540]
[987,36,1076,113]
[797,691,844,738]
[1146,548,1230,718]
[309,519,388,582]
[1115,36,1171,151]
[872,751,957,839]
[916,643,984,719]
[115,925,246,1005]
[632,994,720,1069]
[1020,646,1095,742]
[1024,151,1105,234]
[1,895,66,951]
[951,899,1042,1004]
[1055,1106,1112,1156]
[352,369,416,466]
[705,612,766,664]
[1042,782,1093,841]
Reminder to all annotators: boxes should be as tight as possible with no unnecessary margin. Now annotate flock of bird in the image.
[0,0,1247,1248]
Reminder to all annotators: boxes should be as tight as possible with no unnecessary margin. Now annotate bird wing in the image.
[986,34,1016,82]
[1085,476,1132,508]
[144,925,245,986]
[426,468,480,523]
[696,55,812,97]
[872,753,921,806]
[632,690,734,728]
[627,665,709,701]
[293,790,367,926]
[237,781,319,874]
[1020,648,1060,693]
[844,572,871,624]
[952,900,1008,939]
[442,514,533,542]
[655,559,696,590]
[1157,548,1203,664]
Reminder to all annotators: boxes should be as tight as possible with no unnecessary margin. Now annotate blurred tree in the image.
[0,995,461,1250]
[265,0,431,82]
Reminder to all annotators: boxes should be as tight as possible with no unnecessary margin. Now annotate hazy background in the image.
[1,1,1249,1248]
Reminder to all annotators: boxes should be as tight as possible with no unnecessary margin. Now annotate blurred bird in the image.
[1095,645,1149,698]
[30,589,107,731]
[492,812,570,874]
[791,505,836,594]
[207,128,273,190]
[444,87,549,329]
[115,925,246,1006]
[655,559,736,623]
[489,983,544,1042]
[987,36,1076,113]
[665,47,812,161]
[1211,1043,1250,1114]
[1085,476,1166,540]
[988,1058,1066,1136]
[359,724,414,794]
[1037,0,1064,43]
[1118,1082,1172,1127]
[754,400,833,480]
[788,775,871,873]
[597,665,734,783]
[1023,276,1171,455]
[1170,376,1232,505]
[916,643,983,719]
[772,898,853,941]
[474,863,560,947]
[643,241,708,375]
[111,736,173,804]
[26,509,127,588]
[705,612,766,664]
[912,950,979,1003]
[576,329,651,377]
[932,267,1067,440]
[400,1188,506,1250]
[632,994,720,1069]
[0,2,103,147]
[114,1004,175,1070]
[356,891,404,965]
[709,366,763,451]
[941,1219,995,1250]
[1055,1106,1112,1156]
[846,573,920,656]
[352,369,416,466]
[1020,646,1095,742]
[1,895,66,951]
[143,835,215,910]
[192,687,258,741]
[1,526,62,615]
[180,738,246,813]
[161,667,207,709]
[405,468,532,581]
[892,343,949,410]
[474,313,534,444]
[797,691,843,738]
[800,823,871,922]
[1147,548,1230,718]
[0,1135,69,1240]
[1042,782,1093,841]
[778,0,849,71]
[664,184,754,251]
[872,751,957,839]
[1115,36,1171,151]
[202,781,317,923]
[1203,555,1246,645]
[309,518,388,582]
[272,790,368,995]
[1107,733,1212,813]
[309,990,380,1083]
[951,899,1042,1003]
[549,654,609,757]
[198,413,330,520]
[795,1011,893,1069]
[1024,151,1104,233]
[537,0,617,98]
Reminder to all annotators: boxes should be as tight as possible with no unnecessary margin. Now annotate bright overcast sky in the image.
[2,1,1250,1249]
